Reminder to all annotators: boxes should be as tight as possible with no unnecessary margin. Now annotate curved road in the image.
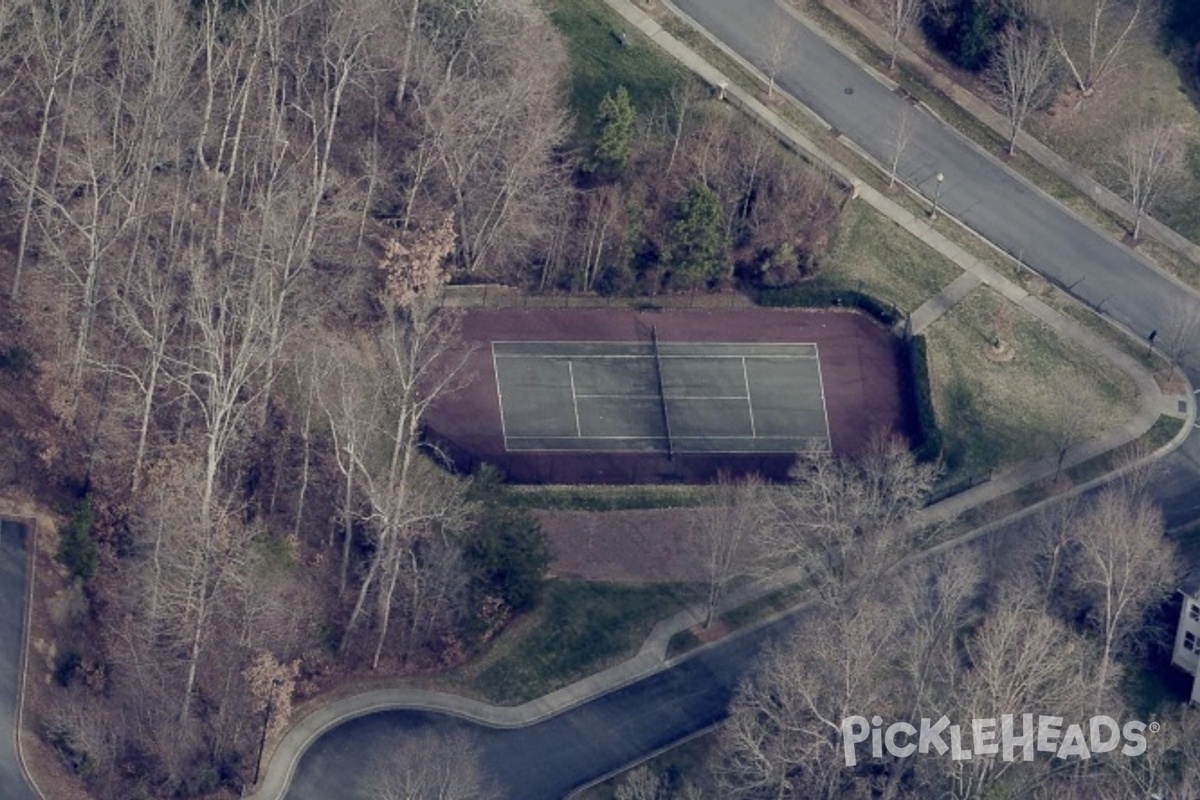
[286,621,785,800]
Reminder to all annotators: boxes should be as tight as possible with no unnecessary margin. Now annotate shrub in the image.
[462,508,550,614]
[463,466,551,615]
[54,652,82,688]
[58,497,99,582]
[756,280,901,326]
[908,335,943,464]
[0,346,33,375]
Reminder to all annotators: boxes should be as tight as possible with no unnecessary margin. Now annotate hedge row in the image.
[755,281,902,327]
[907,334,942,464]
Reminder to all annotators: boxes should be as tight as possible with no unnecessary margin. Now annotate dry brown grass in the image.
[926,286,1140,479]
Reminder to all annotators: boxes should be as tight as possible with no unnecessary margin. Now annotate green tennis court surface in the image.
[492,340,830,454]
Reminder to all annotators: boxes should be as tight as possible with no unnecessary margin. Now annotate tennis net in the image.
[650,324,673,459]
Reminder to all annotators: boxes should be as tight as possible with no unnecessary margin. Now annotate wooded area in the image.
[0,0,1194,798]
[0,0,848,795]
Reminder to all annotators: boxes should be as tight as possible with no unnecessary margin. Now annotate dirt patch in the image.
[539,507,707,585]
[426,307,918,483]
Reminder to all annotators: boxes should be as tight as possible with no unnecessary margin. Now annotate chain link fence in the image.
[438,284,757,311]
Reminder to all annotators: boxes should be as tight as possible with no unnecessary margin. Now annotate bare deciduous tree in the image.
[9,0,109,299]
[759,24,795,99]
[615,765,667,800]
[1048,0,1144,98]
[367,729,500,800]
[887,105,917,188]
[1050,381,1090,477]
[939,590,1098,799]
[337,311,475,668]
[169,251,280,721]
[987,21,1059,156]
[410,0,571,276]
[665,79,704,174]
[877,0,926,72]
[1068,485,1176,712]
[1160,294,1200,366]
[1115,114,1187,241]
[714,599,900,800]
[763,435,938,604]
[694,474,765,628]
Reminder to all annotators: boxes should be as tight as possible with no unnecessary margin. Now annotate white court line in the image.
[491,344,509,450]
[493,354,817,360]
[813,342,833,451]
[492,339,819,348]
[741,356,757,438]
[574,394,755,401]
[505,434,816,441]
[505,439,830,454]
[567,360,582,437]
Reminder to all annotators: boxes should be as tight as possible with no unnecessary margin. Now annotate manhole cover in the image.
[844,87,855,95]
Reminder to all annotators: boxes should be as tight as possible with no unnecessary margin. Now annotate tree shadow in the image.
[1160,0,1200,112]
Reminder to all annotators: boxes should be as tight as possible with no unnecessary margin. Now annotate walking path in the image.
[811,0,1200,269]
[909,272,981,335]
[241,4,1194,799]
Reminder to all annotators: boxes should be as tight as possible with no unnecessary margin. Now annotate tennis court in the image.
[492,338,830,455]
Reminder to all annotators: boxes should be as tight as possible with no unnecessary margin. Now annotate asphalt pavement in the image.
[666,0,1200,529]
[0,520,35,800]
[285,618,787,800]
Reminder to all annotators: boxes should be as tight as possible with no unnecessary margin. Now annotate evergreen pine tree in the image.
[666,184,728,288]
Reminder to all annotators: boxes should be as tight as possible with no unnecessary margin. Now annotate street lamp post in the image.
[252,678,283,787]
[930,172,945,220]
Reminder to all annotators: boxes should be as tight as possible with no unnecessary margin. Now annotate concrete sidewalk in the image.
[244,3,1194,798]
[811,0,1200,269]
[908,272,981,335]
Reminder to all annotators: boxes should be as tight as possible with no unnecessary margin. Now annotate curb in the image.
[248,650,668,800]
[5,514,46,800]
[808,0,1200,296]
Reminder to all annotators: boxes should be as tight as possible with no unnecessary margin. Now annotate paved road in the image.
[285,619,788,800]
[668,0,1200,527]
[0,520,35,800]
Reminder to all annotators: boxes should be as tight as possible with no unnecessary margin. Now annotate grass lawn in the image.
[468,580,698,705]
[540,0,686,126]
[1025,32,1200,243]
[786,0,1200,288]
[926,286,1140,480]
[821,200,962,313]
[506,483,708,511]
